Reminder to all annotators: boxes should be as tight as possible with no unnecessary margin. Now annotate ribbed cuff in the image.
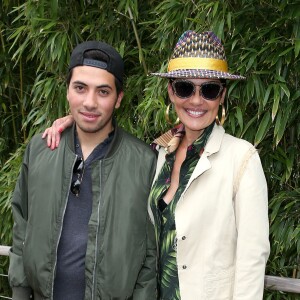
[12,286,32,300]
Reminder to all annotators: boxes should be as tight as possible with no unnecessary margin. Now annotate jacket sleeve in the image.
[233,148,270,299]
[132,215,157,300]
[8,144,33,300]
[133,156,157,300]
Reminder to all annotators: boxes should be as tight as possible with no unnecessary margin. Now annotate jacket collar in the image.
[204,123,225,156]
[154,123,225,157]
[184,125,225,194]
[153,124,225,197]
[65,119,124,159]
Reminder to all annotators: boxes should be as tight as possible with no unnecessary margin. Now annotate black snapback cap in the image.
[69,41,124,84]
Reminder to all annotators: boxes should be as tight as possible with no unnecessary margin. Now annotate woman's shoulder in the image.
[220,133,260,169]
[206,124,256,157]
[223,132,254,150]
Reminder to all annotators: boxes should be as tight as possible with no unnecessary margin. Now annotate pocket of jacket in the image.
[204,268,234,300]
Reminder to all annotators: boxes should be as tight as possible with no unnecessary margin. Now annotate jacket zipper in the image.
[50,155,78,299]
[92,160,102,299]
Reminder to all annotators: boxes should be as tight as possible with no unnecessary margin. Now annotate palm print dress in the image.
[149,122,214,300]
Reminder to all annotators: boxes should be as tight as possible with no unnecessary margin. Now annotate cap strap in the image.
[83,58,107,69]
[168,57,228,72]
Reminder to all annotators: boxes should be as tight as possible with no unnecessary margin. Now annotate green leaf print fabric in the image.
[149,122,214,300]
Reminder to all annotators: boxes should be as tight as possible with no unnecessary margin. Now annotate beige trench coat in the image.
[149,124,270,300]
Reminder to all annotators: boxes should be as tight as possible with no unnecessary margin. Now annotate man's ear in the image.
[115,91,124,109]
[66,88,70,103]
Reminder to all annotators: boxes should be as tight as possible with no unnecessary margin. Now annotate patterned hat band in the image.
[168,57,228,73]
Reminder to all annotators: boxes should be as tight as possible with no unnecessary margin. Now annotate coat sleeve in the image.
[8,144,33,300]
[133,156,157,300]
[233,147,270,299]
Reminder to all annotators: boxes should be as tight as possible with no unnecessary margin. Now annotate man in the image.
[8,41,157,300]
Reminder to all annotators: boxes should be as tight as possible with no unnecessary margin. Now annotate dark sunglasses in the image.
[70,157,84,197]
[171,79,224,100]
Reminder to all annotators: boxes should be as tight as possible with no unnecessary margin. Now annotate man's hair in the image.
[66,49,123,95]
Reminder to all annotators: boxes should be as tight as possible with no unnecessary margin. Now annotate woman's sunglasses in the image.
[70,157,84,197]
[171,79,224,100]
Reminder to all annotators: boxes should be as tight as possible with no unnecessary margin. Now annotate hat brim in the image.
[150,69,245,80]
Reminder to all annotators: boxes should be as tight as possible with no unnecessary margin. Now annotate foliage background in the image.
[0,0,299,298]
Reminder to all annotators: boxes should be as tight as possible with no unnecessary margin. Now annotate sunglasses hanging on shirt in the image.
[70,156,84,197]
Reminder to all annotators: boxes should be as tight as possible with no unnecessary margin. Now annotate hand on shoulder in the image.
[42,115,74,150]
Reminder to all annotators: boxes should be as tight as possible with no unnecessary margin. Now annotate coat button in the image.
[182,236,186,240]
[183,265,187,269]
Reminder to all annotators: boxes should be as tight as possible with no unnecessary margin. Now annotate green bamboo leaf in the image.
[227,12,232,30]
[235,106,243,132]
[240,115,257,139]
[216,19,225,38]
[295,38,300,58]
[246,55,256,71]
[212,1,219,17]
[291,89,300,101]
[33,114,47,126]
[279,46,293,57]
[275,57,282,76]
[280,83,290,99]
[284,152,294,182]
[291,227,300,240]
[272,85,280,121]
[263,84,273,108]
[245,78,255,99]
[274,74,286,83]
[275,110,289,146]
[274,109,282,136]
[254,111,271,146]
[7,25,26,39]
[1,103,7,111]
[231,39,238,51]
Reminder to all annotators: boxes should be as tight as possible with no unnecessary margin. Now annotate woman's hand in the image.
[42,115,74,150]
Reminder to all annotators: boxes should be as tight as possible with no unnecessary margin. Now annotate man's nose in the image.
[83,91,97,108]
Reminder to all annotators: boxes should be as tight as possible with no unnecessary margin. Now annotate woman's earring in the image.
[165,103,180,125]
[216,102,226,126]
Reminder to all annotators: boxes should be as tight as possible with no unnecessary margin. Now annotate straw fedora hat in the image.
[151,30,245,80]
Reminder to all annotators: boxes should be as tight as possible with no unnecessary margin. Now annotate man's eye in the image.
[99,89,109,96]
[75,86,85,92]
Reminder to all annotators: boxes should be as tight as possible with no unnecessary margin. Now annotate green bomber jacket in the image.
[9,123,157,300]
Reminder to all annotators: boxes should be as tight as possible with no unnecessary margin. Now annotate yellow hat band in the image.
[168,57,228,72]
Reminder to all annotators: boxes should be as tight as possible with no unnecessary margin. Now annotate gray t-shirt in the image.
[53,130,113,300]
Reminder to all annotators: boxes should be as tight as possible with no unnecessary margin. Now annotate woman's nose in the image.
[189,86,204,105]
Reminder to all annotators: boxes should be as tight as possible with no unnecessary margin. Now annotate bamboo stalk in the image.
[127,7,148,75]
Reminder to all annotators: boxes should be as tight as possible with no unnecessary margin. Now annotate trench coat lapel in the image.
[183,124,225,194]
[151,124,225,196]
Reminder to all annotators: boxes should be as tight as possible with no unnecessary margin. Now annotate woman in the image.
[43,31,270,299]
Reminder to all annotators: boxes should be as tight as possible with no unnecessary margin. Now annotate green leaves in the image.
[255,112,271,147]
[269,188,300,272]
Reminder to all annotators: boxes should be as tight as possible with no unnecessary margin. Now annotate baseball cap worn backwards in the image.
[69,41,124,84]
